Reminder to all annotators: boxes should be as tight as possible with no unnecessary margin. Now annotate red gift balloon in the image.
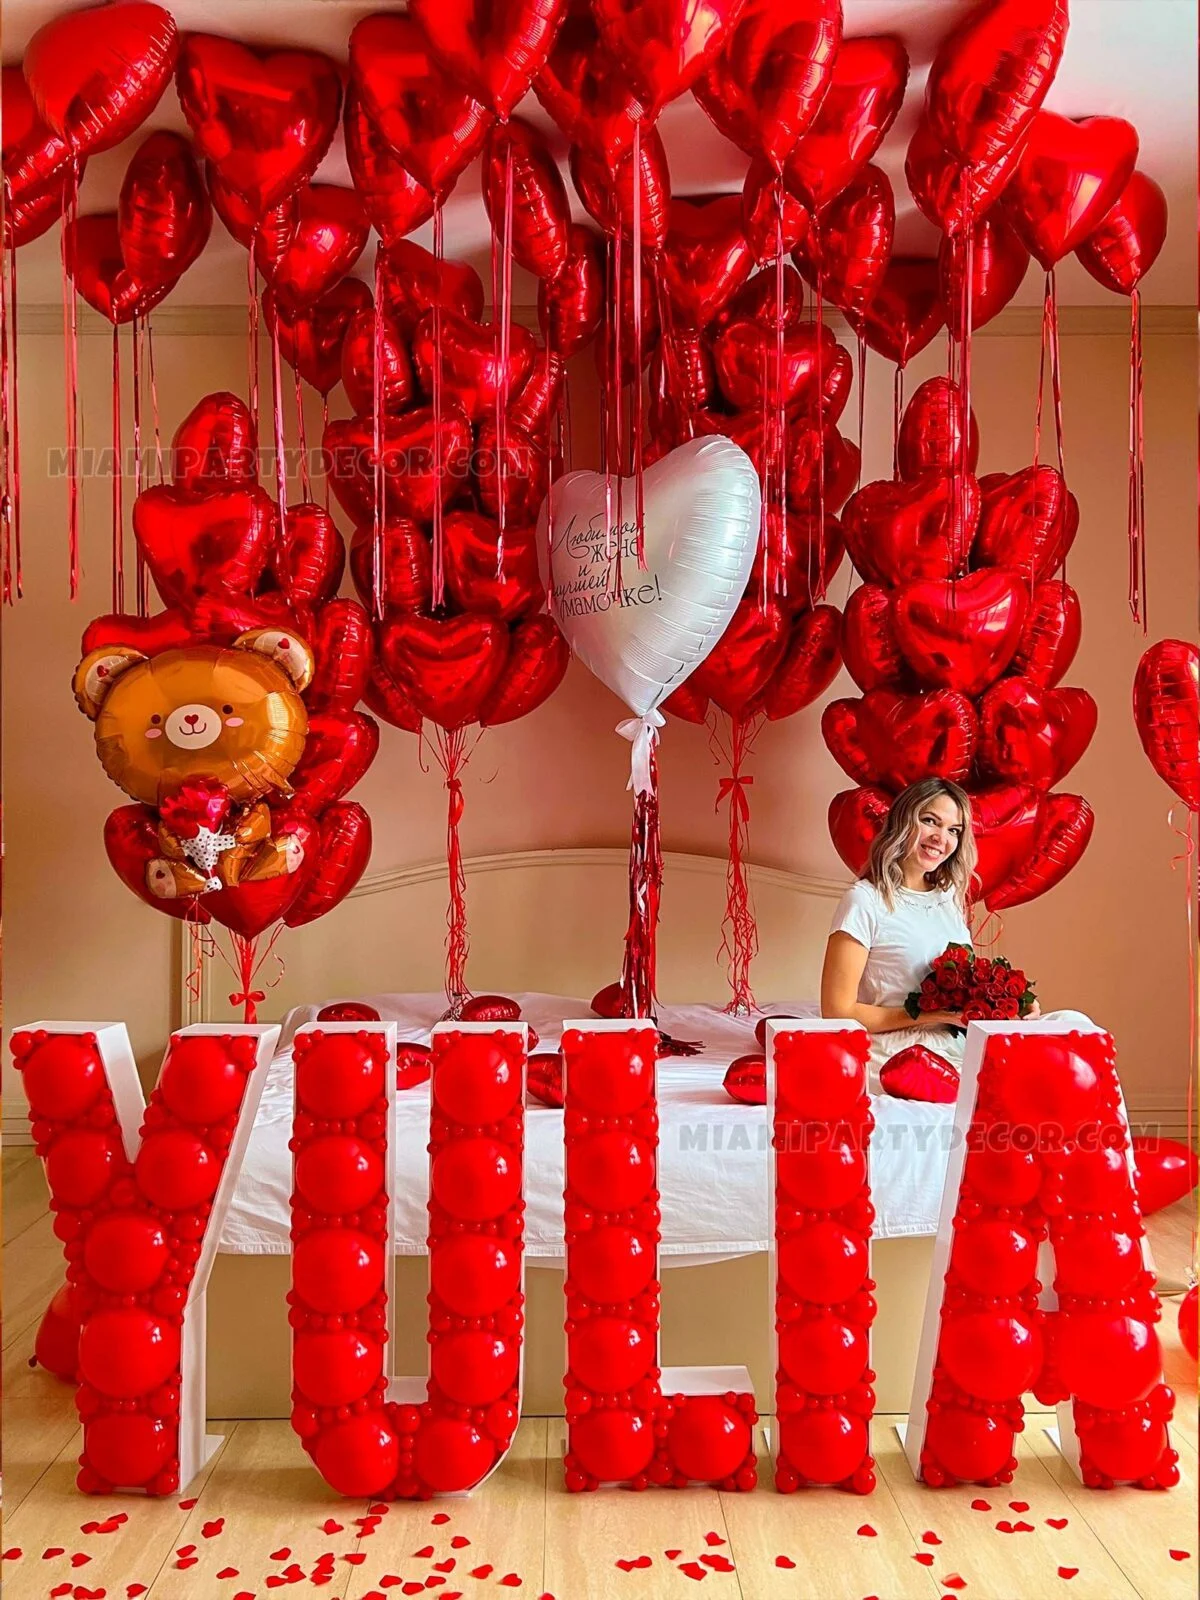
[761,604,842,721]
[380,613,510,730]
[906,114,1024,236]
[172,392,257,496]
[593,0,742,109]
[795,164,893,320]
[973,465,1078,586]
[823,687,978,791]
[977,677,1096,789]
[286,802,373,929]
[65,212,171,325]
[349,15,492,197]
[841,472,979,587]
[695,0,841,171]
[741,159,811,265]
[985,789,1093,908]
[482,117,572,280]
[534,1,648,169]
[340,307,416,416]
[1133,639,1200,812]
[411,311,537,423]
[659,196,752,329]
[713,317,842,413]
[116,130,211,290]
[105,804,211,922]
[879,1044,960,1104]
[323,409,472,525]
[307,599,375,717]
[1009,579,1081,688]
[1076,170,1169,296]
[267,279,373,396]
[479,614,570,726]
[854,256,944,367]
[443,512,544,623]
[132,482,276,606]
[289,712,380,814]
[273,502,346,610]
[896,376,979,481]
[381,240,486,330]
[893,568,1029,697]
[539,223,605,356]
[939,210,1030,335]
[570,130,671,251]
[343,89,437,251]
[841,583,908,693]
[363,662,423,734]
[256,185,369,316]
[1005,112,1140,270]
[925,0,1069,172]
[410,0,566,120]
[689,596,790,717]
[25,1,178,156]
[783,36,908,211]
[350,521,432,616]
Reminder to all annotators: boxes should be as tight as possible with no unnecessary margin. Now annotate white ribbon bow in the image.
[616,708,666,796]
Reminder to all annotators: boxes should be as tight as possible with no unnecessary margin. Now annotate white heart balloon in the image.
[538,435,761,719]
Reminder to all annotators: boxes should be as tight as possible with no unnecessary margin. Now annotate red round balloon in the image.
[1052,1224,1139,1298]
[1085,1415,1170,1483]
[965,1146,1042,1207]
[294,1330,382,1408]
[1178,1285,1198,1361]
[571,1317,653,1393]
[1056,1314,1161,1408]
[78,1308,179,1398]
[431,1138,522,1222]
[160,1039,248,1125]
[312,1415,399,1497]
[137,1130,220,1211]
[776,1040,865,1120]
[993,1036,1103,1142]
[777,1221,868,1305]
[779,1318,867,1396]
[951,1220,1038,1297]
[293,1229,383,1313]
[668,1396,752,1483]
[84,1412,172,1487]
[46,1130,120,1208]
[296,1037,384,1120]
[1054,1146,1129,1214]
[776,1146,866,1212]
[570,1226,655,1303]
[436,1038,522,1125]
[571,1408,655,1482]
[779,1408,868,1485]
[34,1284,82,1382]
[413,1417,497,1493]
[432,1235,521,1318]
[20,1037,105,1120]
[295,1136,384,1214]
[924,1408,1015,1482]
[84,1213,169,1294]
[432,1331,519,1406]
[940,1312,1044,1401]
[571,1133,655,1211]
[567,1037,654,1116]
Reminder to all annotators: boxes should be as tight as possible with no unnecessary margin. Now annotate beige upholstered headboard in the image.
[180,848,848,1024]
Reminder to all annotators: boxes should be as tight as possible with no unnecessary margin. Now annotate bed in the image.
[196,848,949,1418]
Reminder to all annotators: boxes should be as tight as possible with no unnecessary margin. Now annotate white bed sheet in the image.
[218,992,956,1262]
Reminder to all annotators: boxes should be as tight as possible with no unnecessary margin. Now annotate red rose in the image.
[1006,975,1024,996]
[921,978,938,995]
[918,995,940,1012]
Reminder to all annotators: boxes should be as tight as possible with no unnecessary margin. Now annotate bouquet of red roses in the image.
[905,942,1037,1026]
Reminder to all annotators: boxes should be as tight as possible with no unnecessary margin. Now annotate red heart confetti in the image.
[1014,1522,1035,1533]
[1046,1519,1068,1530]
[177,1547,196,1559]
[666,1550,682,1560]
[127,1588,148,1598]
[1170,1551,1192,1561]
[435,1560,457,1572]
[970,1499,991,1511]
[202,1520,225,1538]
[50,1586,71,1598]
[379,1583,402,1592]
[404,1585,425,1596]
[369,1504,391,1515]
[76,1589,106,1600]
[914,1553,935,1566]
[679,1564,708,1581]
[235,1593,256,1600]
[283,1568,306,1583]
[415,1547,436,1559]
[701,1555,735,1572]
[428,1581,447,1592]
[321,1521,344,1536]
[775,1556,796,1569]
[179,1499,198,1509]
[44,1549,67,1560]
[996,1521,1015,1534]
[176,1557,199,1569]
[2,1550,21,1560]
[857,1526,877,1538]
[943,1580,967,1592]
[704,1533,726,1547]
[217,1569,239,1579]
[922,1532,942,1545]
[470,1567,494,1580]
[71,1555,93,1568]
[1009,1502,1029,1512]
[499,1579,522,1589]
[345,1553,367,1565]
[451,1538,471,1549]
[616,1557,653,1571]
[432,1514,451,1525]
[270,1549,292,1562]
[1057,1569,1078,1581]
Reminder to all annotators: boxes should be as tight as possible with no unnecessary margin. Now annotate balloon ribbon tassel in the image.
[713,712,762,1015]
[229,933,265,1025]
[620,749,662,1020]
[433,725,474,1012]
[1128,287,1147,627]
[1,232,22,602]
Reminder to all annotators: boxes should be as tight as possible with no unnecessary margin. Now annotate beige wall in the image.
[3,305,1196,1135]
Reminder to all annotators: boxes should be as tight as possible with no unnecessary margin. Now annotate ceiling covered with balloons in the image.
[5,0,1196,308]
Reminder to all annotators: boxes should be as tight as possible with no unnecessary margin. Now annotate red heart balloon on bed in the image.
[317,1001,382,1023]
[267,279,373,396]
[1009,580,1081,687]
[481,118,572,280]
[363,662,423,734]
[105,804,212,923]
[723,1054,766,1106]
[689,597,790,717]
[24,1,179,156]
[1133,639,1200,812]
[272,503,345,610]
[340,308,416,416]
[977,678,1097,789]
[132,483,276,605]
[841,584,908,692]
[306,599,374,717]
[289,712,381,814]
[939,210,1029,336]
[285,803,373,929]
[64,213,172,325]
[842,473,979,588]
[411,312,537,423]
[380,614,511,730]
[442,513,544,623]
[343,89,437,251]
[255,185,369,315]
[794,164,894,321]
[528,1052,565,1108]
[533,3,647,169]
[1004,112,1140,269]
[569,132,671,253]
[381,241,486,330]
[823,688,978,791]
[905,115,1024,237]
[783,35,908,210]
[323,409,472,525]
[713,318,845,414]
[118,131,212,291]
[349,15,492,196]
[893,568,1029,697]
[172,392,257,496]
[854,256,944,367]
[460,994,522,1022]
[177,36,342,213]
[350,521,433,616]
[879,1045,960,1104]
[395,1042,433,1091]
[1076,171,1169,296]
[658,196,752,330]
[973,466,1078,586]
[538,224,605,357]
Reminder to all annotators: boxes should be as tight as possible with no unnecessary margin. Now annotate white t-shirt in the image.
[830,879,973,1008]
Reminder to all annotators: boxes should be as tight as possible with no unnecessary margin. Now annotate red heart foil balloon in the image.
[1076,171,1169,297]
[750,508,844,608]
[939,210,1030,335]
[1009,579,1081,687]
[443,513,544,622]
[593,253,663,390]
[841,472,979,587]
[695,0,841,171]
[479,614,570,726]
[191,592,306,644]
[64,213,171,325]
[879,1045,959,1104]
[761,604,843,721]
[534,1,648,168]
[285,802,373,929]
[117,130,211,290]
[841,583,908,692]
[795,164,893,320]
[539,223,605,356]
[828,784,892,876]
[343,89,437,251]
[132,483,276,605]
[349,15,492,196]
[854,256,944,367]
[968,782,1042,899]
[661,679,710,724]
[172,392,257,496]
[307,600,375,717]
[381,240,486,331]
[528,1052,565,1108]
[4,167,75,248]
[411,311,537,423]
[204,806,318,939]
[1005,112,1139,269]
[207,164,298,256]
[2,64,77,238]
[381,613,510,730]
[713,318,844,413]
[985,790,1093,910]
[256,185,369,315]
[893,569,1030,697]
[25,1,179,156]
[905,115,1024,236]
[783,36,908,210]
[973,465,1078,586]
[105,804,212,923]
[822,687,978,790]
[896,377,979,481]
[288,712,381,814]
[569,130,671,252]
[273,502,346,609]
[350,521,433,616]
[482,117,573,280]
[925,0,1068,172]
[660,196,752,329]
[723,1054,767,1106]
[475,420,550,526]
[593,0,743,109]
[785,425,861,515]
[177,36,342,213]
[83,608,195,658]
[323,409,472,525]
[410,0,565,119]
[722,263,807,330]
[267,279,373,396]
[317,1001,382,1024]
[510,351,566,436]
[340,307,416,416]
[460,993,521,1022]
[977,677,1096,789]
[1133,639,1200,812]
[689,597,790,717]
[741,160,811,265]
[650,331,718,441]
[363,662,423,734]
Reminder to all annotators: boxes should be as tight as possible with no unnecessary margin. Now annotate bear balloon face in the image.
[74,628,314,807]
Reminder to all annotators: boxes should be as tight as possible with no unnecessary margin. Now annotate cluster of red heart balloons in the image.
[825,375,1097,911]
[84,390,375,939]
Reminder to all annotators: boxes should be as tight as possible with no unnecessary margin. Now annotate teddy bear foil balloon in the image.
[73,626,313,903]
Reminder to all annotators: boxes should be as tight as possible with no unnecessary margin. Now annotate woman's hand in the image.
[1026,1000,1042,1019]
[922,1009,963,1028]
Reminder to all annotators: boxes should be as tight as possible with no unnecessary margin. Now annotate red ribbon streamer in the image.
[1128,288,1147,628]
[111,323,124,613]
[372,242,386,621]
[620,750,662,1020]
[61,162,82,598]
[431,205,447,608]
[1,232,22,603]
[432,724,475,1010]
[711,712,763,1014]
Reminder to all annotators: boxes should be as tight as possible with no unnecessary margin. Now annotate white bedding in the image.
[218,993,957,1263]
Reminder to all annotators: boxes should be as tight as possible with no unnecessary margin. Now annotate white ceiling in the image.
[6,0,1197,307]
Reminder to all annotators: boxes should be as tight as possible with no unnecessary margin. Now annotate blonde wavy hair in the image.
[863,778,977,912]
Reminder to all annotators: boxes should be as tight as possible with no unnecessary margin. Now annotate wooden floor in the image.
[3,1146,1196,1599]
